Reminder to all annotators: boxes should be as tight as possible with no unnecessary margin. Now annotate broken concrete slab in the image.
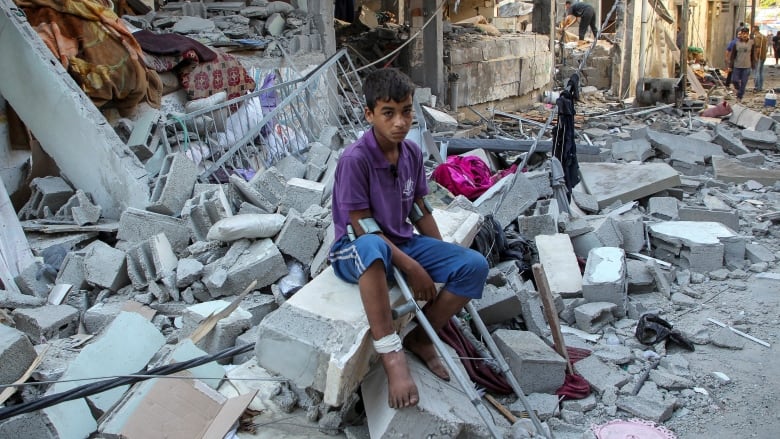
[146,152,198,216]
[84,240,129,291]
[571,216,623,258]
[255,208,481,406]
[182,300,252,362]
[118,207,190,253]
[745,242,776,263]
[12,304,79,343]
[573,354,631,394]
[202,238,287,296]
[740,128,778,150]
[678,206,739,231]
[279,177,325,215]
[574,301,618,333]
[579,162,682,209]
[712,156,780,185]
[18,176,74,220]
[54,190,102,225]
[648,221,744,273]
[0,324,37,385]
[474,171,539,228]
[536,234,582,297]
[712,125,750,156]
[643,129,725,162]
[610,138,653,162]
[728,104,775,131]
[647,197,679,220]
[362,353,504,438]
[181,186,233,242]
[494,329,567,394]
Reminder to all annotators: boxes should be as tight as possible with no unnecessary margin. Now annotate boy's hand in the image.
[406,263,437,301]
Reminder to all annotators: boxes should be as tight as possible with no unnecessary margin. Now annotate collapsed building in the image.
[1,0,780,438]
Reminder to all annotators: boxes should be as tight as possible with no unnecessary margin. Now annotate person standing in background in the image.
[728,27,757,103]
[562,1,598,41]
[752,26,768,91]
[773,31,780,65]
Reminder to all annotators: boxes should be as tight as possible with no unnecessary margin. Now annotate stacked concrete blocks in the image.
[18,176,74,220]
[146,152,198,216]
[181,186,233,242]
[582,247,627,317]
[126,233,178,290]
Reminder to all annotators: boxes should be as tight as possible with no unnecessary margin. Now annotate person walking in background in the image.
[773,31,780,65]
[727,27,757,102]
[562,1,598,41]
[752,26,768,91]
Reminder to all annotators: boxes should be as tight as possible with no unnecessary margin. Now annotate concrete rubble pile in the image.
[3,81,780,438]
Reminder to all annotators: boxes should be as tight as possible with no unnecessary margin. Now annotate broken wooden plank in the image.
[686,65,708,98]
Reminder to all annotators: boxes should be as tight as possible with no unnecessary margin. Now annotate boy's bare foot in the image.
[380,350,419,408]
[404,327,450,381]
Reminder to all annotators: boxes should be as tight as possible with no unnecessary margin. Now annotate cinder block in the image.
[0,324,37,385]
[255,208,481,407]
[306,142,332,169]
[176,257,204,288]
[515,280,550,337]
[280,178,325,215]
[275,155,307,181]
[248,166,287,210]
[614,211,646,253]
[525,169,553,199]
[183,300,252,363]
[202,239,288,296]
[582,247,627,317]
[647,197,679,220]
[54,190,102,225]
[517,198,559,238]
[83,241,129,291]
[362,352,500,438]
[573,355,631,394]
[118,207,190,253]
[14,262,51,298]
[126,233,178,290]
[181,186,233,242]
[12,305,80,343]
[275,209,322,265]
[234,327,258,364]
[475,171,539,228]
[626,259,655,293]
[535,234,582,297]
[18,176,74,220]
[493,329,566,394]
[572,216,623,258]
[510,393,560,421]
[83,300,126,334]
[240,293,279,326]
[310,222,335,278]
[471,271,521,325]
[147,153,198,216]
[574,302,617,333]
[230,174,275,213]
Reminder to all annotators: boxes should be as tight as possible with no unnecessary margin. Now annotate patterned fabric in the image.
[143,49,199,73]
[178,50,256,101]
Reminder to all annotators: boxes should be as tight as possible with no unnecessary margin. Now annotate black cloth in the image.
[133,30,217,62]
[567,2,592,17]
[552,75,581,197]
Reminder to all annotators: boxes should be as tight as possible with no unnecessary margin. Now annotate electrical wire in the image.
[0,343,256,421]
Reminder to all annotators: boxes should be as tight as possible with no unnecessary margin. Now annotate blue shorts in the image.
[329,234,488,299]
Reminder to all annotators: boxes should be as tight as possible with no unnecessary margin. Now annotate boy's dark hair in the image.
[363,68,415,110]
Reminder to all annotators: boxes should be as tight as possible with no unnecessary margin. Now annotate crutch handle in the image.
[391,300,417,319]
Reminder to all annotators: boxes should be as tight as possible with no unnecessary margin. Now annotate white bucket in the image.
[765,90,776,107]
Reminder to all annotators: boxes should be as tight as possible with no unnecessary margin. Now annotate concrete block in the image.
[614,211,645,253]
[647,197,679,220]
[240,292,278,326]
[616,382,675,423]
[83,240,129,291]
[515,279,550,337]
[572,190,599,214]
[275,209,322,265]
[255,208,481,407]
[310,222,334,278]
[183,300,252,362]
[275,155,307,181]
[712,125,750,156]
[582,247,627,317]
[741,128,777,149]
[203,238,287,296]
[14,262,51,298]
[517,198,559,238]
[422,105,458,132]
[362,353,501,438]
[125,233,178,290]
[234,328,258,364]
[280,177,325,215]
[644,128,725,162]
[176,257,204,288]
[0,324,37,385]
[579,162,682,209]
[562,393,597,412]
[118,207,190,253]
[230,174,275,213]
[746,242,776,263]
[146,153,198,216]
[248,166,287,209]
[12,304,79,343]
[493,329,566,394]
[558,298,586,325]
[536,234,582,297]
[54,190,102,225]
[610,138,653,162]
[626,259,655,293]
[83,300,127,334]
[525,169,553,199]
[18,176,74,220]
[0,289,46,308]
[510,393,560,420]
[736,151,765,165]
[712,156,780,185]
[572,216,623,258]
[304,143,332,171]
[648,221,743,273]
[265,12,285,36]
[573,355,630,394]
[677,206,738,232]
[475,171,539,228]
[574,302,617,333]
[471,272,522,325]
[181,186,233,243]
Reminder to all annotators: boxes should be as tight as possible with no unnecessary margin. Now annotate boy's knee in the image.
[465,249,490,279]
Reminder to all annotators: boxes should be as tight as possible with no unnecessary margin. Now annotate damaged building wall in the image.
[0,1,150,218]
[0,95,29,199]
[448,33,552,108]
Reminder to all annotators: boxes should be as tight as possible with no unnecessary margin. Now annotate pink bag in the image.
[431,155,494,200]
[701,101,732,118]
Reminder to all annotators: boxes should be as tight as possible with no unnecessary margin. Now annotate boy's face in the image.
[365,95,413,148]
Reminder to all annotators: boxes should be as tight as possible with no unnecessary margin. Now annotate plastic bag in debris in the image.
[278,260,307,297]
[206,214,285,241]
[635,313,695,351]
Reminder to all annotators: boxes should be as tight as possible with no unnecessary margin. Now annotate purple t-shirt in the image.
[331,129,429,245]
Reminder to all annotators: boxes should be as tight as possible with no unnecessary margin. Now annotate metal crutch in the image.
[464,302,550,438]
[390,266,504,439]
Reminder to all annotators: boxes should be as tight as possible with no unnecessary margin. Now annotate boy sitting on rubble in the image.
[328,68,489,408]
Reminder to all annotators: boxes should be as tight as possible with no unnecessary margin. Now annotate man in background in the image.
[562,1,598,41]
[753,25,768,91]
